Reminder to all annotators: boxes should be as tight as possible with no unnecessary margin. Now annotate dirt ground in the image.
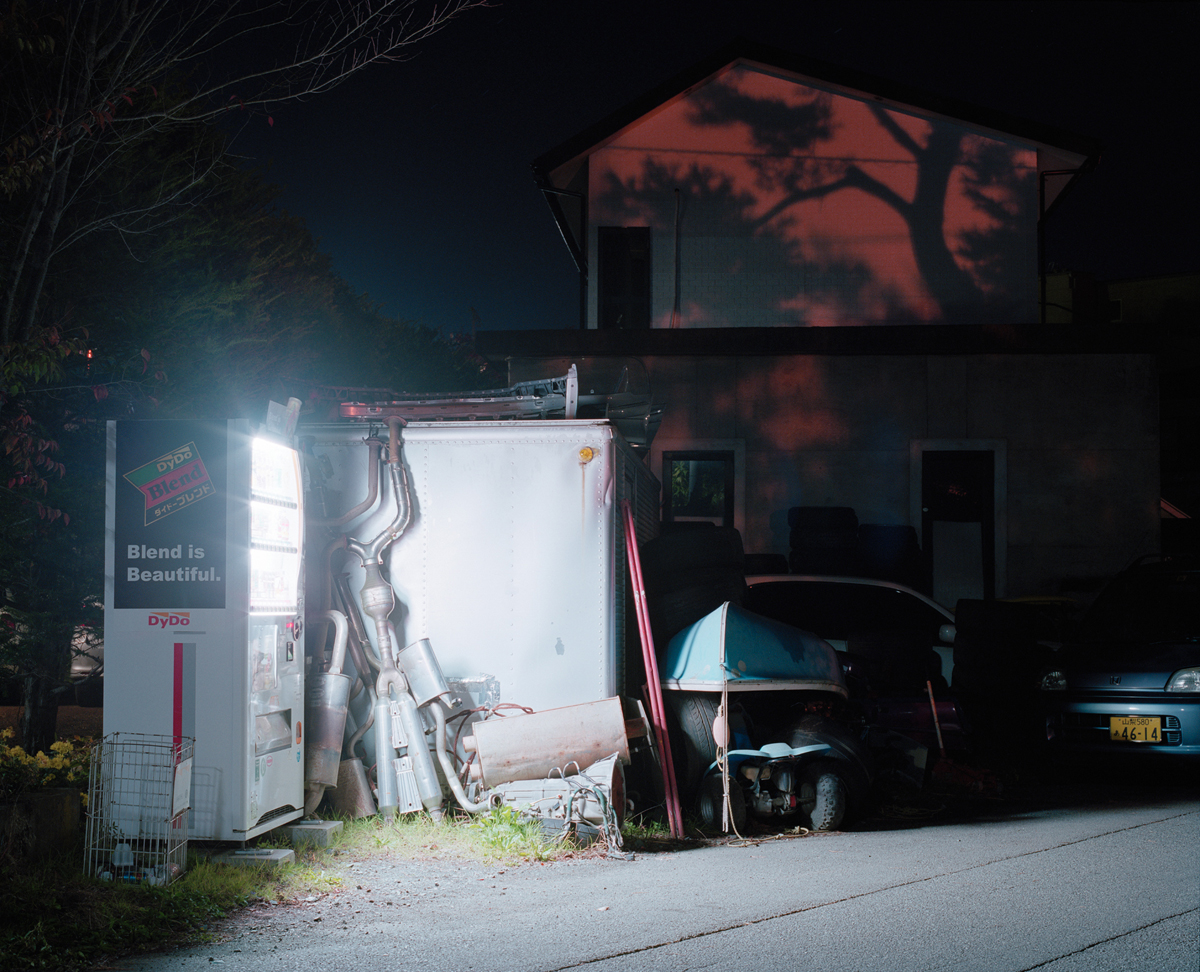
[0,705,104,742]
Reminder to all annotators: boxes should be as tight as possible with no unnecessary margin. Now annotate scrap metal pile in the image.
[301,411,646,844]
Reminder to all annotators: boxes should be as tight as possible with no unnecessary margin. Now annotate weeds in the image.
[466,804,557,861]
[0,804,645,970]
[0,847,256,971]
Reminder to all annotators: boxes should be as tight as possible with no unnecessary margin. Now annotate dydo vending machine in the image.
[104,419,305,840]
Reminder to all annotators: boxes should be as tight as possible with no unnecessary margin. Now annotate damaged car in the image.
[660,601,874,832]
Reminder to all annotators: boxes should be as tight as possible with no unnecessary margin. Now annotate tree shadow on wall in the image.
[596,158,912,326]
[595,75,1035,325]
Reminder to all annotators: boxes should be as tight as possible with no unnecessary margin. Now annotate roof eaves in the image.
[531,37,1102,179]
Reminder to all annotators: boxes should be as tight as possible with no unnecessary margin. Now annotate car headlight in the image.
[1040,670,1067,691]
[1166,668,1200,693]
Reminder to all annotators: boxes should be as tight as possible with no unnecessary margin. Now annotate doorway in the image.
[911,441,1006,607]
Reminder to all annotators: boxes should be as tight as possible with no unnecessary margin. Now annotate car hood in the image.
[1055,639,1199,690]
[662,601,847,696]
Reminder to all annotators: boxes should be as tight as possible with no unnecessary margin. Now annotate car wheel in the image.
[695,770,746,833]
[666,692,721,798]
[648,573,746,647]
[798,761,847,831]
[639,527,745,578]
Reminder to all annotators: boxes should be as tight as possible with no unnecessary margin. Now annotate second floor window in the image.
[598,226,651,329]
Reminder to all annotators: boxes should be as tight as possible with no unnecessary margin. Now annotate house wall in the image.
[510,352,1159,599]
[582,63,1039,329]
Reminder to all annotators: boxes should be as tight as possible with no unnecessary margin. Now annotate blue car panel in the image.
[1041,557,1200,758]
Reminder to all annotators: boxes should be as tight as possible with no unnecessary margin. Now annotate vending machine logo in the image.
[123,441,214,525]
[148,612,190,627]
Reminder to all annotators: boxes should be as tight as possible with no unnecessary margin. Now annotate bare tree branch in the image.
[1,0,487,347]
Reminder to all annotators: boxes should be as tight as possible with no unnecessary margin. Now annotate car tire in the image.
[648,573,746,647]
[695,770,746,833]
[639,527,745,578]
[798,760,847,832]
[787,506,859,532]
[666,692,721,798]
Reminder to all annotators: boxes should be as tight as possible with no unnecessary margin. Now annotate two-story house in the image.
[477,40,1158,606]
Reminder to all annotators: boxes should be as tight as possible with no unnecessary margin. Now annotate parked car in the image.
[744,575,956,681]
[743,575,964,752]
[1040,556,1200,759]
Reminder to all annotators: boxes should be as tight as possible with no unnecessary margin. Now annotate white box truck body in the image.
[303,419,659,711]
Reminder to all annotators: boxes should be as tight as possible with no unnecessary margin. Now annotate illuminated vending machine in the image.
[104,419,305,841]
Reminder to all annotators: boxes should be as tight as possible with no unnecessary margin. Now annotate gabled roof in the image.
[534,37,1100,175]
[532,38,1101,270]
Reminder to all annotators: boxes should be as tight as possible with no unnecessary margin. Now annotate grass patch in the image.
[0,804,635,970]
[0,847,259,971]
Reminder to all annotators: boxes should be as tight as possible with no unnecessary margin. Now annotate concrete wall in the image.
[511,352,1159,598]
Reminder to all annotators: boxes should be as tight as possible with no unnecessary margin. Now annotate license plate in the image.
[1110,716,1161,743]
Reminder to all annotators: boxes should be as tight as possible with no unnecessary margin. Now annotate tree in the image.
[0,325,113,752]
[1,1,485,749]
[1,0,485,349]
[55,141,480,418]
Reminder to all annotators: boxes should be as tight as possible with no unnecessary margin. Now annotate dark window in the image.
[662,451,734,527]
[597,227,651,329]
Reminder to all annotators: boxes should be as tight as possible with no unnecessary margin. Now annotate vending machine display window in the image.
[249,437,301,615]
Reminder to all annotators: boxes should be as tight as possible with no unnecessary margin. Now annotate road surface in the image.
[104,779,1199,972]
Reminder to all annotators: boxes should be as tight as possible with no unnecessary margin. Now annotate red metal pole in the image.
[622,500,684,838]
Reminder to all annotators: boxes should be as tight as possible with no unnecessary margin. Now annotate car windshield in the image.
[1075,567,1200,644]
[744,581,946,641]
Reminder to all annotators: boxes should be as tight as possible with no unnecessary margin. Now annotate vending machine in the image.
[104,419,305,841]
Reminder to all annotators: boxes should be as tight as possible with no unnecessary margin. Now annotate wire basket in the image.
[84,733,194,886]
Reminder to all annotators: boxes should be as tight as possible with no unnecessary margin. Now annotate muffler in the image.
[303,610,351,815]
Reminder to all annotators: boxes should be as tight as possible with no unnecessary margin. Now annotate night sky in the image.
[231,1,1197,333]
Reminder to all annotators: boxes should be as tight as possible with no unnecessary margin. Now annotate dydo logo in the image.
[148,611,190,627]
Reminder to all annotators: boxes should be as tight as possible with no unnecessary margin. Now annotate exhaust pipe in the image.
[303,610,351,815]
[343,418,449,819]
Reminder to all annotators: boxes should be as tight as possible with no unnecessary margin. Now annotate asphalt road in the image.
[104,777,1199,972]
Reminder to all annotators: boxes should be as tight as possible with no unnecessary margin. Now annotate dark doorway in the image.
[922,450,995,605]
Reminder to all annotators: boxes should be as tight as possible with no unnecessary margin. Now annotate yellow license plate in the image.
[1110,716,1161,743]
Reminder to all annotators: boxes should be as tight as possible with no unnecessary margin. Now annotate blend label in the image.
[123,441,214,525]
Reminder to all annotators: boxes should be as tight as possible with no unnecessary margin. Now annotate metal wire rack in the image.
[83,733,194,885]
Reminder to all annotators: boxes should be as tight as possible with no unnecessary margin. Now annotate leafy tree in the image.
[57,144,480,419]
[0,326,112,752]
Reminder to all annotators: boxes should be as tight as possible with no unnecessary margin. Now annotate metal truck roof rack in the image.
[336,364,663,450]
